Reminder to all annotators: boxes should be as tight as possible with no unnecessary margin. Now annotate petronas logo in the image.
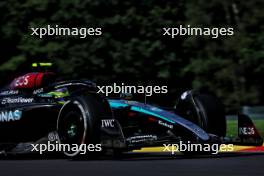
[0,110,22,122]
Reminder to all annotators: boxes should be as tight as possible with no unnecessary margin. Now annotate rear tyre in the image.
[175,91,226,137]
[57,93,112,157]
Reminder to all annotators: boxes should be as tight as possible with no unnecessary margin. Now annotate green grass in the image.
[227,119,264,138]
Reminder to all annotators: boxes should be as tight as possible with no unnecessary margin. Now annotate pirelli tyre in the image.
[175,91,226,137]
[57,92,112,157]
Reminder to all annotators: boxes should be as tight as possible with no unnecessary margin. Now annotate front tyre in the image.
[57,93,112,157]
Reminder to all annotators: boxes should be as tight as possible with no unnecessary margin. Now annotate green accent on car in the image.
[48,91,69,99]
[32,62,53,67]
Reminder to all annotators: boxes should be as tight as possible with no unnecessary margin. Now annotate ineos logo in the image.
[239,127,255,136]
[15,75,30,87]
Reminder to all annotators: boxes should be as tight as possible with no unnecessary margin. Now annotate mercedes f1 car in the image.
[0,71,262,157]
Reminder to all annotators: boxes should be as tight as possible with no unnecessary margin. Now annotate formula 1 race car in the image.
[0,71,263,157]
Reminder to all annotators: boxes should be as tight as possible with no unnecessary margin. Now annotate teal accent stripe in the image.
[109,100,175,124]
[109,101,129,108]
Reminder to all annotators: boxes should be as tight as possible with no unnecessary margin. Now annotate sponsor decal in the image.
[158,120,173,129]
[14,75,30,87]
[101,119,115,128]
[37,93,53,98]
[126,134,157,143]
[48,132,59,142]
[33,88,44,94]
[239,127,255,136]
[0,90,19,96]
[1,97,34,104]
[0,110,22,122]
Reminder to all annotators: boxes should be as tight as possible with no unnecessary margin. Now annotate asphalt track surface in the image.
[0,152,264,176]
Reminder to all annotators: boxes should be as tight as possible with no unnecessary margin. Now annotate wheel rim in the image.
[60,111,84,144]
[67,124,77,138]
[57,101,87,156]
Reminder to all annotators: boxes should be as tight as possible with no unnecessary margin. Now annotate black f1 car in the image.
[0,71,263,157]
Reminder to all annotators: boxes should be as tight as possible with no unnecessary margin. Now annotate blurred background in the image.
[0,0,263,113]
